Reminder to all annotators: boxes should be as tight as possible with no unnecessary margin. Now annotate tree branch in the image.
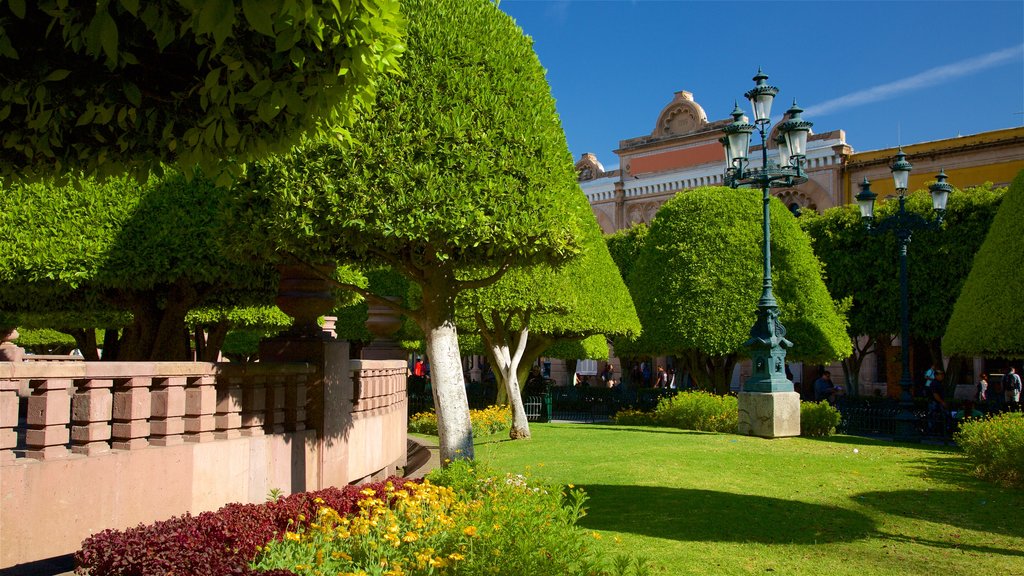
[455,258,513,290]
[283,252,417,317]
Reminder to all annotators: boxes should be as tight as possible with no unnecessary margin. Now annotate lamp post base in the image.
[738,391,801,438]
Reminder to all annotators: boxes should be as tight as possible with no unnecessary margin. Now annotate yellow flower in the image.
[463,525,478,537]
[592,531,603,540]
[313,497,325,504]
[284,531,301,542]
[402,531,420,542]
[331,551,352,561]
[360,488,377,496]
[448,553,465,561]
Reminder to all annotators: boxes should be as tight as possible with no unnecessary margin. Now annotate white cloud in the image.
[803,44,1024,118]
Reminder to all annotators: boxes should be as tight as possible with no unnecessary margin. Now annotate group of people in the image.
[576,362,695,390]
[975,366,1022,410]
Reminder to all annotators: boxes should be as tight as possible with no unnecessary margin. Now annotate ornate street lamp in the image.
[721,69,811,438]
[855,152,951,441]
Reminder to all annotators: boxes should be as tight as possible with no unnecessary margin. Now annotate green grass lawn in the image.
[464,423,1023,576]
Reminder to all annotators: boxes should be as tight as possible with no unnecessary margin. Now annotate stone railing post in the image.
[240,376,266,437]
[184,375,217,442]
[111,377,151,450]
[150,377,186,446]
[284,373,307,431]
[215,378,243,439]
[1,379,21,461]
[265,375,287,433]
[25,378,73,459]
[71,378,113,455]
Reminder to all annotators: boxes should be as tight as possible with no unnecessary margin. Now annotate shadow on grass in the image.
[853,487,1024,541]
[578,484,875,544]
[803,434,959,452]
[567,424,712,437]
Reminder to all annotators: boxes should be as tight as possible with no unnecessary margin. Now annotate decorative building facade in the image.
[580,89,1024,232]
[577,88,1024,394]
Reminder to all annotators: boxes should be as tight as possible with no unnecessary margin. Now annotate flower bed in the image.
[408,404,511,437]
[253,461,623,576]
[75,478,413,576]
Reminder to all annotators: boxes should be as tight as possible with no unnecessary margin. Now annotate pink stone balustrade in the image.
[0,345,409,569]
[0,362,314,461]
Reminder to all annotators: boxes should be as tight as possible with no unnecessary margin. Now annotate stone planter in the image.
[0,328,24,362]
[274,263,337,339]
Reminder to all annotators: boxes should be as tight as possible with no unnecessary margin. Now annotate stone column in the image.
[184,375,216,443]
[0,379,19,461]
[71,378,113,455]
[240,375,267,437]
[111,377,151,450]
[215,379,243,439]
[25,378,73,459]
[150,376,186,446]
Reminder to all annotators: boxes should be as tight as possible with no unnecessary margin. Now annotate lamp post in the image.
[854,151,951,441]
[720,69,811,437]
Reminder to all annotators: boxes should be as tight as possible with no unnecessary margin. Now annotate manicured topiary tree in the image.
[0,173,277,360]
[0,0,404,182]
[232,0,583,462]
[804,182,1004,390]
[625,187,851,394]
[944,169,1024,358]
[459,198,640,439]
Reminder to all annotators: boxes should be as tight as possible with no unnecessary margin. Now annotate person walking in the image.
[1003,367,1022,410]
[976,372,989,404]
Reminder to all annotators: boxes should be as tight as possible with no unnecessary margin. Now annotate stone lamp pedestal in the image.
[362,297,404,361]
[0,328,24,362]
[738,391,800,438]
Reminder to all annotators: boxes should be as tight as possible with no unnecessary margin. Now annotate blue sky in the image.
[498,1,1024,168]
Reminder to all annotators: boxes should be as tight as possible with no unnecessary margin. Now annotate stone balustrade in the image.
[0,361,315,462]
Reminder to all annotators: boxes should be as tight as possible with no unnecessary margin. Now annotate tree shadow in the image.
[804,434,959,453]
[578,484,875,544]
[852,487,1024,540]
[566,424,715,437]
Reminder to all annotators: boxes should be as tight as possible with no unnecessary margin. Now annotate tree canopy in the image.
[803,180,1005,387]
[0,0,404,182]
[458,190,640,438]
[0,172,277,359]
[622,186,851,393]
[944,169,1024,358]
[232,0,584,462]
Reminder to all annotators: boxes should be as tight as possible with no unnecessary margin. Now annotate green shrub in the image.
[253,460,621,576]
[653,391,739,433]
[955,412,1024,487]
[408,405,511,437]
[612,409,658,427]
[800,401,842,437]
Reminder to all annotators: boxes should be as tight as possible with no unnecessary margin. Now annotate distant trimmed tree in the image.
[944,169,1024,358]
[804,182,1005,390]
[623,187,851,394]
[0,173,276,360]
[0,0,404,182]
[459,198,640,439]
[232,0,584,462]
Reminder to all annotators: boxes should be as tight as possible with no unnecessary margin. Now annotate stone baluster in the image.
[215,378,243,439]
[25,378,73,459]
[71,378,113,455]
[265,375,287,433]
[184,375,216,442]
[0,379,21,461]
[150,377,186,446]
[240,375,266,437]
[284,373,307,431]
[111,377,151,450]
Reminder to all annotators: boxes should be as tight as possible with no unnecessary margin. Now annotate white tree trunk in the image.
[424,320,475,462]
[490,326,531,439]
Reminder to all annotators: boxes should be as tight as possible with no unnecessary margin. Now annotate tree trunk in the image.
[115,282,198,361]
[202,320,231,362]
[66,328,100,360]
[418,282,474,463]
[840,335,876,397]
[490,339,530,440]
[693,351,735,395]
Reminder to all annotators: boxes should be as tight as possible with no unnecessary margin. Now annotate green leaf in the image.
[124,82,142,107]
[241,0,275,37]
[43,69,72,82]
[119,0,140,16]
[8,0,26,19]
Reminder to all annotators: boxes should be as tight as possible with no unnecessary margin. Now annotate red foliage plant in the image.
[75,477,415,576]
